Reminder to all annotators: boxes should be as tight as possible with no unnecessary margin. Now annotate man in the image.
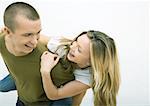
[0,2,72,106]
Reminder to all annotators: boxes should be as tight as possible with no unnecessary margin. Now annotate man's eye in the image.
[27,33,32,36]
[37,31,40,34]
[24,33,33,37]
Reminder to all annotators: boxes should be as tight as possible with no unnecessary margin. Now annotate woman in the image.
[40,30,120,106]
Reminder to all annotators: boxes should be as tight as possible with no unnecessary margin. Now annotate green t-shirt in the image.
[0,33,74,105]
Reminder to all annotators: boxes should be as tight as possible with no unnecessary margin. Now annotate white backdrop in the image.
[0,0,149,106]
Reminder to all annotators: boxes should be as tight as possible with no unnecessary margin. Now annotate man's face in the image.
[8,15,41,56]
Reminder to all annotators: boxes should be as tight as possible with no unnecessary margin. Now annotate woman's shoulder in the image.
[47,36,69,57]
[47,36,61,52]
[74,67,92,87]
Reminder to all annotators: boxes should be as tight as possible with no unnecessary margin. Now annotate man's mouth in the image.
[25,44,34,49]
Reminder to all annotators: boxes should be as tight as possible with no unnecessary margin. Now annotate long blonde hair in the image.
[87,30,120,106]
[59,31,120,105]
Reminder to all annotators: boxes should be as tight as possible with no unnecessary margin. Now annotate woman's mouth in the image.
[68,51,75,57]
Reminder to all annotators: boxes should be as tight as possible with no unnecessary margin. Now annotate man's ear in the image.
[2,27,13,36]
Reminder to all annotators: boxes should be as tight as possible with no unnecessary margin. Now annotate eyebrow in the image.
[37,29,42,34]
[22,29,42,36]
[76,37,82,49]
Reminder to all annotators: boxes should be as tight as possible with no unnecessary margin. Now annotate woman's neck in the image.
[77,63,91,69]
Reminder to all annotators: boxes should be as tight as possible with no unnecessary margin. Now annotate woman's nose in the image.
[70,41,77,49]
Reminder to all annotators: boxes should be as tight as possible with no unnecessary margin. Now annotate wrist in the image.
[40,68,51,75]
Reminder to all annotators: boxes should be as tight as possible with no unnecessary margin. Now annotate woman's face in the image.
[67,34,90,68]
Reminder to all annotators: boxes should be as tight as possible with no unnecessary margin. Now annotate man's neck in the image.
[5,36,20,56]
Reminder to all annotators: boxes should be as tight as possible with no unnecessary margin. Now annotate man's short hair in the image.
[4,2,40,32]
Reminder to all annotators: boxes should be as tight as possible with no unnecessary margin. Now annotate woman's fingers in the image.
[41,51,59,59]
[54,56,60,65]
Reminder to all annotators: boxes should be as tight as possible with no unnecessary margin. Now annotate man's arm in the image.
[39,34,50,45]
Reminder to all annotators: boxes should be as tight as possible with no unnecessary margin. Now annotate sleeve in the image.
[73,68,92,87]
[47,36,61,53]
[47,36,66,57]
[0,33,4,52]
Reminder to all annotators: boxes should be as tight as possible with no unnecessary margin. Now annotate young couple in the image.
[0,2,120,106]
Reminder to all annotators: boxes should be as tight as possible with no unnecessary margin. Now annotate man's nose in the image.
[31,35,38,45]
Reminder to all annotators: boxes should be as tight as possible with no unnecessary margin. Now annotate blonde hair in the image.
[87,30,120,106]
[59,31,120,105]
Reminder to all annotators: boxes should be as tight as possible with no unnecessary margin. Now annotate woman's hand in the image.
[40,51,60,73]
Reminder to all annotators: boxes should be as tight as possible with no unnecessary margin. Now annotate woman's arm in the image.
[40,51,90,100]
[72,91,86,106]
[41,71,89,100]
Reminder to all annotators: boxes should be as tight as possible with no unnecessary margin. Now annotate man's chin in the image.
[27,49,34,53]
[23,49,34,55]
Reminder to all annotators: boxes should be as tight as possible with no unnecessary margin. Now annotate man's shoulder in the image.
[39,34,50,45]
[0,32,4,38]
[0,33,4,51]
[37,41,48,51]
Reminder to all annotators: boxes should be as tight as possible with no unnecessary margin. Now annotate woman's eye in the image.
[78,47,81,53]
